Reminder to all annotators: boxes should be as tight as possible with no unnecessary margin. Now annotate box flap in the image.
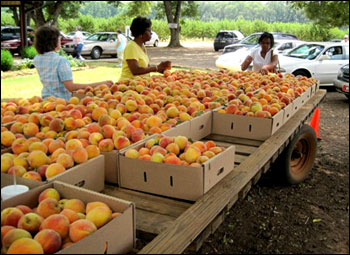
[190,111,212,141]
[163,121,191,137]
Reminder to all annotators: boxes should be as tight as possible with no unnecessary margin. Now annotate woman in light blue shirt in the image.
[33,26,113,101]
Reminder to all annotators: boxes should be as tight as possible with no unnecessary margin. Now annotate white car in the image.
[216,40,305,71]
[66,31,92,40]
[279,42,349,86]
[127,30,159,47]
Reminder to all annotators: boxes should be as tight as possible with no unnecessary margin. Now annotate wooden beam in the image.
[1,1,20,6]
[139,90,326,254]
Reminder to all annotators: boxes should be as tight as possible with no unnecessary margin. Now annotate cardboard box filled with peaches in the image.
[118,134,235,201]
[1,181,135,254]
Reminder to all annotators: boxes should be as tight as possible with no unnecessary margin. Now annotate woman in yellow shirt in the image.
[120,16,171,80]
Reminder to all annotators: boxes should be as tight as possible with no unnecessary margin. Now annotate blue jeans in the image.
[76,43,83,59]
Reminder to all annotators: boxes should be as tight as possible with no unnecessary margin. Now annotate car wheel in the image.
[271,124,317,185]
[214,47,219,52]
[153,40,159,47]
[91,47,102,59]
[293,70,310,78]
[110,54,117,58]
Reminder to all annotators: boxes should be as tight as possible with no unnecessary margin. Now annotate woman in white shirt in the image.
[74,25,84,61]
[241,32,278,75]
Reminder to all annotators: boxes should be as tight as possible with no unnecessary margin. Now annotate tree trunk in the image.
[164,1,182,48]
[10,7,20,26]
[32,1,64,27]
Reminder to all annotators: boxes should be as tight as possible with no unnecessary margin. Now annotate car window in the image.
[2,28,13,33]
[110,34,118,41]
[287,44,324,60]
[239,34,260,45]
[324,46,343,60]
[278,42,294,51]
[86,34,108,41]
[216,32,234,39]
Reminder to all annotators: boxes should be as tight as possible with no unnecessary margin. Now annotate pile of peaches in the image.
[124,135,225,167]
[1,188,120,254]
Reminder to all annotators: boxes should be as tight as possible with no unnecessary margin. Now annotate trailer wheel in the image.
[274,124,317,184]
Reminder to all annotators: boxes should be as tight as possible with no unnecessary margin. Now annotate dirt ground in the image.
[147,43,349,254]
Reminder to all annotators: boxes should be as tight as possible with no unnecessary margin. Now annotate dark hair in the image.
[258,32,274,50]
[34,26,60,54]
[117,29,122,34]
[130,16,152,38]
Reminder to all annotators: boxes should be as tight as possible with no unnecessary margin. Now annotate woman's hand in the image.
[260,65,270,75]
[103,80,114,87]
[157,61,172,73]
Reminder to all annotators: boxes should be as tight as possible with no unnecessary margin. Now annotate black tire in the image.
[90,47,102,59]
[214,47,219,52]
[110,54,117,58]
[293,70,310,78]
[153,40,159,47]
[272,124,317,185]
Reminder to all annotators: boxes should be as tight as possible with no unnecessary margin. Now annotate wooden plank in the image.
[139,90,326,254]
[234,154,248,164]
[205,134,263,147]
[136,209,175,236]
[103,185,191,218]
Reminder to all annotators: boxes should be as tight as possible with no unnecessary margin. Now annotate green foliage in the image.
[126,1,153,17]
[290,1,349,28]
[1,12,16,26]
[80,1,120,18]
[15,58,34,70]
[1,49,14,71]
[57,48,86,68]
[22,46,38,60]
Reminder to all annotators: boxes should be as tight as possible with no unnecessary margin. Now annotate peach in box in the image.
[1,207,24,227]
[40,214,70,239]
[69,219,97,243]
[17,213,44,233]
[34,229,62,254]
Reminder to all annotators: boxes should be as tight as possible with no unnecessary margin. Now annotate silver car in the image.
[63,32,120,59]
[333,64,349,99]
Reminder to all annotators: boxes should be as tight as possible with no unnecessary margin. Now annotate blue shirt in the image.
[33,52,73,101]
[117,34,127,51]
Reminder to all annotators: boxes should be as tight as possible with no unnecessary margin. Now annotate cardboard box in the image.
[118,140,235,201]
[212,107,284,141]
[190,111,212,141]
[302,87,312,103]
[292,95,304,115]
[1,173,43,190]
[283,102,294,124]
[163,120,191,137]
[1,181,136,254]
[102,150,119,184]
[2,155,105,192]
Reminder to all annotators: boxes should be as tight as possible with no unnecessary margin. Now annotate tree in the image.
[126,1,153,17]
[156,1,199,47]
[289,1,349,28]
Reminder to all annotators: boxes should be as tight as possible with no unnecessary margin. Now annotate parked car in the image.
[216,40,305,71]
[279,42,349,86]
[144,31,159,47]
[222,32,299,54]
[1,38,33,55]
[63,32,132,59]
[66,31,92,40]
[213,30,244,51]
[1,26,34,41]
[333,64,349,99]
[60,32,74,46]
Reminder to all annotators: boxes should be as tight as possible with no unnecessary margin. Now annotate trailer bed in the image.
[103,89,327,254]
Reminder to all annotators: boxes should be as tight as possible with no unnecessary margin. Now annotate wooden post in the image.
[19,1,27,56]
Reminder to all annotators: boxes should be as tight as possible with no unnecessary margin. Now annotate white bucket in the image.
[1,185,29,201]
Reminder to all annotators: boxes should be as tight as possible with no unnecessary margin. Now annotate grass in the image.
[1,63,197,99]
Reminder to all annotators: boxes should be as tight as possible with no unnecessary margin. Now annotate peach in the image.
[92,107,108,121]
[62,242,74,249]
[125,148,139,158]
[65,139,83,151]
[34,229,62,254]
[88,132,103,146]
[139,147,150,156]
[49,118,64,132]
[101,125,115,139]
[45,163,66,179]
[48,139,65,154]
[184,146,201,164]
[38,188,60,203]
[1,226,15,243]
[174,136,188,150]
[22,171,42,181]
[28,141,48,154]
[145,138,156,149]
[197,155,209,163]
[204,141,216,150]
[109,109,122,120]
[139,154,151,161]
[146,116,162,128]
[7,237,44,254]
[63,117,77,131]
[27,137,41,145]
[209,146,223,155]
[125,100,138,112]
[72,147,88,164]
[40,214,70,239]
[131,128,145,143]
[1,208,24,227]
[192,141,207,153]
[50,148,66,161]
[87,123,101,134]
[164,155,182,165]
[113,136,130,150]
[57,153,74,169]
[2,229,33,253]
[98,114,113,127]
[86,206,112,229]
[166,143,180,155]
[159,136,174,149]
[37,165,49,179]
[8,165,27,177]
[10,122,24,134]
[77,213,85,219]
[58,199,68,210]
[85,145,100,159]
[15,205,32,215]
[37,198,61,218]
[64,130,79,141]
[28,113,41,125]
[13,156,29,169]
[60,209,80,224]
[1,130,16,146]
[17,213,44,233]
[85,202,110,214]
[22,122,39,137]
[151,152,164,163]
[11,138,29,155]
[64,199,85,214]
[28,151,50,169]
[1,155,14,173]
[69,219,97,243]
[203,150,216,159]
[111,212,121,219]
[70,109,82,119]
[98,139,114,152]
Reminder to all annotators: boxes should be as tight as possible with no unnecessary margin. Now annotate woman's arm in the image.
[241,55,253,71]
[261,54,279,74]
[63,80,113,92]
[127,60,171,75]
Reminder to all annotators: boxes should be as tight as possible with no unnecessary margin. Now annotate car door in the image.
[315,46,348,85]
[105,34,118,54]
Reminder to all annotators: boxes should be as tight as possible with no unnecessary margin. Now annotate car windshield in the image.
[239,34,261,45]
[86,34,109,41]
[286,44,325,60]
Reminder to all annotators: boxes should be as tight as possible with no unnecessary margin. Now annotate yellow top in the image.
[120,41,150,80]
